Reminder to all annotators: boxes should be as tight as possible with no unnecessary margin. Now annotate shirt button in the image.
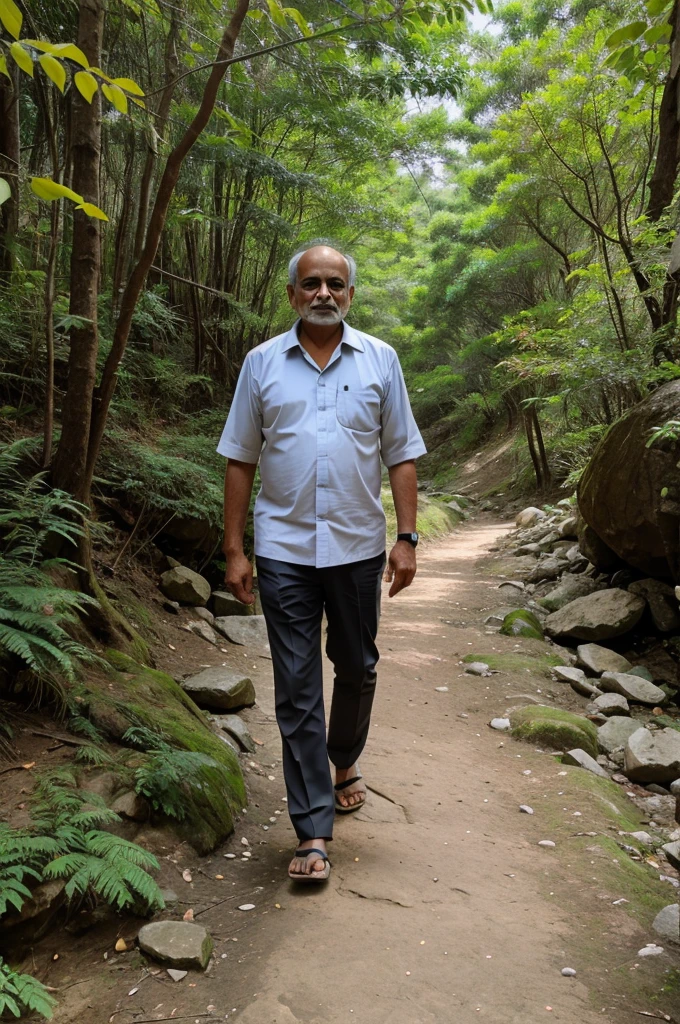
[318,381,325,387]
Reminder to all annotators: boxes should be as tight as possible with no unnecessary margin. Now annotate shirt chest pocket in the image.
[335,385,381,433]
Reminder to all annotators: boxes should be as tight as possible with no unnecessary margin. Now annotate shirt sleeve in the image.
[380,354,427,468]
[216,353,263,463]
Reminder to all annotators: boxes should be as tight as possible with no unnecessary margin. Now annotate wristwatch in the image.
[397,532,419,547]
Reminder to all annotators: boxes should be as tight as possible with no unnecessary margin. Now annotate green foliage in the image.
[0,442,101,685]
[123,725,232,821]
[96,429,223,528]
[0,769,163,920]
[0,958,56,1020]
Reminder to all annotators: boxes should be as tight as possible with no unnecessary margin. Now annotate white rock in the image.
[435,686,449,692]
[561,968,577,977]
[519,805,534,814]
[563,749,609,778]
[652,903,680,941]
[464,662,491,676]
[167,969,187,982]
[599,672,667,706]
[490,718,511,732]
[637,944,664,957]
[238,904,255,912]
[628,831,654,846]
[538,840,556,848]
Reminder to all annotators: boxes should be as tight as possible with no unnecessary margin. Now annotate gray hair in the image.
[288,243,357,288]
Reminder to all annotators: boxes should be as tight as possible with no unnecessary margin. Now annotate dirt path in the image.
[53,520,678,1024]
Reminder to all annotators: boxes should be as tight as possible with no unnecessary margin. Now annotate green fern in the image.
[123,725,226,821]
[0,958,56,1019]
[0,442,103,686]
[43,832,163,912]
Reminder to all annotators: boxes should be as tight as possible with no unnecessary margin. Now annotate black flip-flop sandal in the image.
[288,847,331,883]
[334,773,367,815]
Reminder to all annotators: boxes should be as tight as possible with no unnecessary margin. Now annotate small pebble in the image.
[538,840,556,848]
[561,968,576,977]
[241,837,249,847]
[224,853,236,859]
[238,904,255,912]
[519,805,534,815]
[435,686,449,692]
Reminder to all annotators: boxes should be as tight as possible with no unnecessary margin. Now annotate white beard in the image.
[298,300,349,325]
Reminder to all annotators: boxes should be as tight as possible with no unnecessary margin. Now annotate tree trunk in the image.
[0,63,20,280]
[531,407,551,486]
[84,0,251,500]
[52,0,105,501]
[111,129,136,313]
[647,0,680,222]
[132,10,180,262]
[523,407,543,489]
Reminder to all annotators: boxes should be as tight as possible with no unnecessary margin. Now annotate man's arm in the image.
[223,458,258,604]
[385,459,418,598]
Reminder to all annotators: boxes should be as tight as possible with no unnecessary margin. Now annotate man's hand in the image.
[224,551,255,605]
[384,540,417,597]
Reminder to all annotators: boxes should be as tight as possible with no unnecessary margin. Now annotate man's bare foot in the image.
[335,764,367,810]
[289,838,329,878]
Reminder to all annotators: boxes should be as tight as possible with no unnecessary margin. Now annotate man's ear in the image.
[286,283,296,309]
[347,285,355,305]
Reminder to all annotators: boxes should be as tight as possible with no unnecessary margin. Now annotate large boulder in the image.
[160,566,211,607]
[577,380,680,580]
[545,589,645,642]
[181,668,256,710]
[138,921,213,970]
[599,671,667,706]
[628,578,680,633]
[624,727,680,784]
[597,716,643,754]
[576,644,632,676]
[536,575,601,613]
[214,615,269,647]
[212,591,253,617]
[516,507,546,528]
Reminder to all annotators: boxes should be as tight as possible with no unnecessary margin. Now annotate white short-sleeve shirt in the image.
[217,320,427,567]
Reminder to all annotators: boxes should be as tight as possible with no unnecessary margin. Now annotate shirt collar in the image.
[281,320,365,353]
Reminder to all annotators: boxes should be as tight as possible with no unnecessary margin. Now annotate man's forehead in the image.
[297,247,349,280]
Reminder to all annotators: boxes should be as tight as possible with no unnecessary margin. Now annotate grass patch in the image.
[382,487,459,543]
[464,651,562,677]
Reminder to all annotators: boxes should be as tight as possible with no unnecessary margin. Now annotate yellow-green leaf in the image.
[31,177,84,204]
[39,53,66,93]
[22,39,58,53]
[111,76,145,97]
[102,82,128,113]
[266,0,288,28]
[0,178,11,206]
[283,7,312,36]
[0,55,9,79]
[74,70,98,103]
[50,42,90,67]
[89,66,112,82]
[9,41,34,78]
[0,0,22,40]
[74,202,109,221]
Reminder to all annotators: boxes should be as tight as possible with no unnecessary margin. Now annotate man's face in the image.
[287,246,354,326]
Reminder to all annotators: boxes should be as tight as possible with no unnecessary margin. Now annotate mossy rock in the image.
[510,705,599,758]
[81,650,246,854]
[463,651,562,678]
[499,609,544,640]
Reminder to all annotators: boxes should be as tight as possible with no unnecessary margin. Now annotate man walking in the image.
[217,244,426,882]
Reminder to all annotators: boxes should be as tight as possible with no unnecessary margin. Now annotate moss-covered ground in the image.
[464,650,563,676]
[520,763,679,1017]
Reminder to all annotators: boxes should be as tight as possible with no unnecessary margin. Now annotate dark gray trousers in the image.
[256,552,385,842]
